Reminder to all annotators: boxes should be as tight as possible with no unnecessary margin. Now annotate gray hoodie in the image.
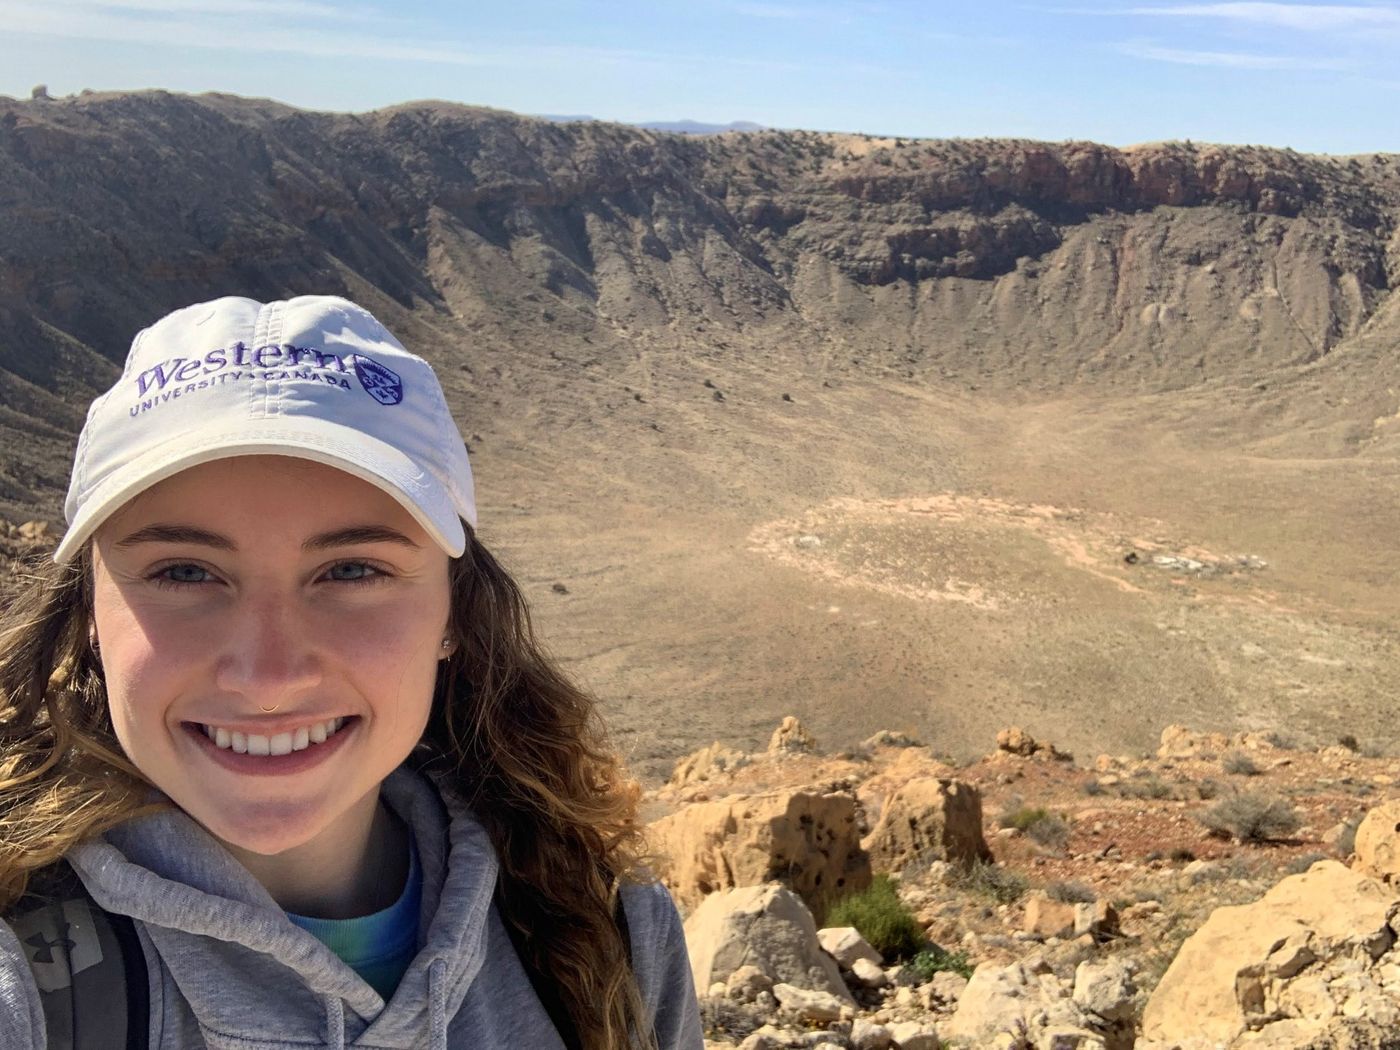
[0,765,703,1049]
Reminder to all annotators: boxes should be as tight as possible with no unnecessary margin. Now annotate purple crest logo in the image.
[351,355,403,406]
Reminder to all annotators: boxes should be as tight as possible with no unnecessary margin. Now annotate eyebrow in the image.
[113,524,422,552]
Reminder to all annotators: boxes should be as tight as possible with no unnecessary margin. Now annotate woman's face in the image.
[91,455,454,856]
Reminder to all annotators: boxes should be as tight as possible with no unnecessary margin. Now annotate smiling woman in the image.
[0,296,702,1050]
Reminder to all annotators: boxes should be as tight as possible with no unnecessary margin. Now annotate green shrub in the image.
[902,944,975,981]
[825,876,926,960]
[1200,792,1301,843]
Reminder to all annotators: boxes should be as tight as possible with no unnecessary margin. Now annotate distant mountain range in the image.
[538,115,765,134]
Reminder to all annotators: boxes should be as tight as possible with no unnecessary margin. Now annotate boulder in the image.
[885,1021,940,1049]
[669,741,750,790]
[651,790,871,916]
[1024,894,1078,939]
[850,1018,893,1049]
[862,777,992,873]
[1142,860,1400,1047]
[772,983,846,1022]
[997,725,1040,756]
[850,957,887,987]
[817,926,882,968]
[1072,958,1137,1028]
[684,883,854,1003]
[1158,723,1230,759]
[769,716,817,754]
[725,964,773,1002]
[1353,801,1400,884]
[947,958,1096,1044]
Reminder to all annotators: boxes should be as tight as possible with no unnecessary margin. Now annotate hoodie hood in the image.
[65,765,496,1050]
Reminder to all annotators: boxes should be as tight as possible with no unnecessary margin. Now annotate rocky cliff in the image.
[2,91,1399,521]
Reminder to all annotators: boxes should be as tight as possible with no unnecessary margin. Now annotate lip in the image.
[182,716,358,777]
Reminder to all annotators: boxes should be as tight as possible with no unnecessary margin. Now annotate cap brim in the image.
[54,418,467,563]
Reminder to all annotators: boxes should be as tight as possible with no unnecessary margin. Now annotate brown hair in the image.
[0,530,655,1050]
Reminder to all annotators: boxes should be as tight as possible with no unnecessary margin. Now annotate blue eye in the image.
[159,564,212,585]
[326,562,381,583]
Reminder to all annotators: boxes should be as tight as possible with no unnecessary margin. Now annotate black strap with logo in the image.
[5,859,148,1050]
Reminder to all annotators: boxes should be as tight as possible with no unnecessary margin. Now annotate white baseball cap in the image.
[55,295,476,563]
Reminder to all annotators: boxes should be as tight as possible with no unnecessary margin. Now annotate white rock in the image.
[818,926,884,968]
[686,884,854,1003]
[1071,958,1136,1023]
[850,957,888,988]
[772,983,846,1023]
[726,964,774,1003]
[1038,1028,1107,1050]
[850,1018,893,1049]
[887,1020,940,1049]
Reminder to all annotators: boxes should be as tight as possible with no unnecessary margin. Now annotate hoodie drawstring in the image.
[323,994,346,1050]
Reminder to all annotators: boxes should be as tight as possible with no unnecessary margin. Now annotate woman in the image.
[0,296,702,1049]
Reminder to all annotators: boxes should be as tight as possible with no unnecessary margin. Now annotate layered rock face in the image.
[2,92,1398,519]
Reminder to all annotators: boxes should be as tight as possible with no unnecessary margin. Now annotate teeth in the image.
[203,718,346,757]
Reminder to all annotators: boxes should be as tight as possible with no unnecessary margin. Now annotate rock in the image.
[1353,801,1400,884]
[1039,1029,1107,1050]
[684,883,855,1003]
[850,957,887,988]
[669,741,751,789]
[737,1030,788,1050]
[1178,859,1222,887]
[651,790,871,916]
[947,960,1092,1044]
[1157,723,1230,759]
[1074,900,1119,942]
[997,726,1040,756]
[850,1018,893,1049]
[818,926,883,968]
[726,964,774,1002]
[1071,958,1136,1024]
[862,729,922,749]
[1324,814,1363,857]
[1142,860,1400,1046]
[862,777,992,873]
[769,716,817,754]
[886,1020,940,1049]
[1024,894,1078,939]
[926,969,968,1006]
[772,983,846,1022]
[16,520,49,542]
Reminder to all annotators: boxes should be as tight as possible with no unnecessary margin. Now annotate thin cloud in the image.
[1,0,841,76]
[1126,3,1400,32]
[1119,40,1352,67]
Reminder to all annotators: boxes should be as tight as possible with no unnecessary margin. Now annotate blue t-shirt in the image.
[287,836,422,1001]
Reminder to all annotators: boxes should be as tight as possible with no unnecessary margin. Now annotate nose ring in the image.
[258,704,280,713]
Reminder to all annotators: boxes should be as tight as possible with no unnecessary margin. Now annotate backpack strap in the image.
[6,859,149,1050]
[497,880,637,1050]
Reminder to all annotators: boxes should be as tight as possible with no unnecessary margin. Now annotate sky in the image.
[0,1,1397,154]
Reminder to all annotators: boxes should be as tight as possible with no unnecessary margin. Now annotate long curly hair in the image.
[0,528,655,1050]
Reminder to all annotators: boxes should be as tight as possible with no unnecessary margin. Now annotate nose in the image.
[214,590,323,705]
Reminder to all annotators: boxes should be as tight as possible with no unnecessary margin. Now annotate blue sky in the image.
[1,1,1396,153]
